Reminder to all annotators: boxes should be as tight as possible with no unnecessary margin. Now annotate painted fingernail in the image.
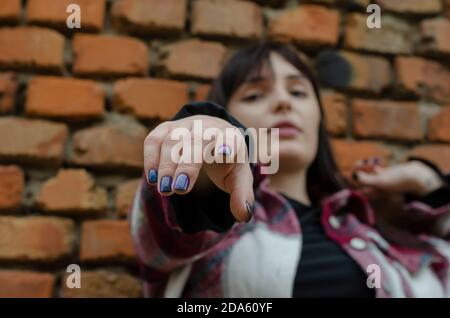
[174,173,189,192]
[217,144,232,156]
[245,201,254,222]
[160,176,172,193]
[147,169,158,184]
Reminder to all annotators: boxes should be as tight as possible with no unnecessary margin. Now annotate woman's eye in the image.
[291,90,307,98]
[242,93,263,102]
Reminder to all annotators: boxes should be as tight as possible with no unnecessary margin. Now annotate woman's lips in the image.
[278,127,301,138]
[270,121,302,138]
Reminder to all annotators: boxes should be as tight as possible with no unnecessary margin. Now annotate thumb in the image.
[355,170,392,192]
[223,163,255,223]
[355,171,381,186]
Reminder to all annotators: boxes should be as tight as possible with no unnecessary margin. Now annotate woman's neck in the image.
[267,168,311,205]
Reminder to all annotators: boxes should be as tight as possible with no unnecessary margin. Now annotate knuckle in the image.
[145,122,172,143]
[158,161,176,172]
[162,133,182,147]
[145,131,165,146]
[144,151,158,163]
[178,162,200,174]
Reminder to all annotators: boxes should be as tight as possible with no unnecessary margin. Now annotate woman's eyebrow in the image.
[286,74,306,81]
[242,74,305,85]
[244,75,270,84]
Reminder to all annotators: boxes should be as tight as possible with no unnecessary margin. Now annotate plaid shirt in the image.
[130,164,450,298]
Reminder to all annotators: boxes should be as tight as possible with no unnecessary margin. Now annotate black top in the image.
[285,196,375,298]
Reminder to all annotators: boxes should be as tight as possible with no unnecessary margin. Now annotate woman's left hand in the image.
[352,158,444,199]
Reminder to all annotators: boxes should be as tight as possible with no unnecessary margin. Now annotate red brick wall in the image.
[0,0,449,298]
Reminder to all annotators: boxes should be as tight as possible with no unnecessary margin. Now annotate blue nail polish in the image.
[174,173,189,192]
[160,176,172,193]
[148,169,158,184]
[217,144,231,156]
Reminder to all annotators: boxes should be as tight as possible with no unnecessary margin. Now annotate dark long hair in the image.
[207,41,347,205]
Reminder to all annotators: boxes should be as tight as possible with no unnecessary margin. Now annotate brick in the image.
[113,78,188,121]
[305,0,337,4]
[0,165,24,211]
[72,34,149,78]
[62,270,141,298]
[80,220,136,263]
[0,216,74,262]
[420,18,450,56]
[116,178,140,217]
[0,27,65,73]
[195,84,211,101]
[26,76,105,121]
[344,13,414,54]
[159,39,226,80]
[409,145,450,173]
[375,0,442,15]
[35,169,107,215]
[27,0,106,32]
[428,107,450,143]
[0,117,68,167]
[192,0,263,40]
[247,0,287,6]
[341,0,369,8]
[70,121,147,172]
[0,72,18,113]
[0,270,55,298]
[352,99,423,142]
[322,91,347,136]
[269,5,340,47]
[332,139,392,177]
[316,50,390,94]
[395,57,450,104]
[111,0,186,36]
[446,0,450,18]
[0,0,21,24]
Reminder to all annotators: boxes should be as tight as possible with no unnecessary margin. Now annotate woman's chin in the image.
[277,150,310,167]
[262,139,315,171]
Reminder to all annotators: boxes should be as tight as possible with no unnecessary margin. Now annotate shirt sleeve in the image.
[130,102,256,276]
[403,157,450,237]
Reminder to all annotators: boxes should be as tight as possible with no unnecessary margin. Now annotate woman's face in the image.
[227,52,321,171]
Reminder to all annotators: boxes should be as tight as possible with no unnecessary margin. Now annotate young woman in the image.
[130,42,450,298]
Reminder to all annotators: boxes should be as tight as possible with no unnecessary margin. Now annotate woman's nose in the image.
[272,99,292,113]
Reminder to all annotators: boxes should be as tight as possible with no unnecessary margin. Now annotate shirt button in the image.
[329,216,340,229]
[350,238,367,250]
